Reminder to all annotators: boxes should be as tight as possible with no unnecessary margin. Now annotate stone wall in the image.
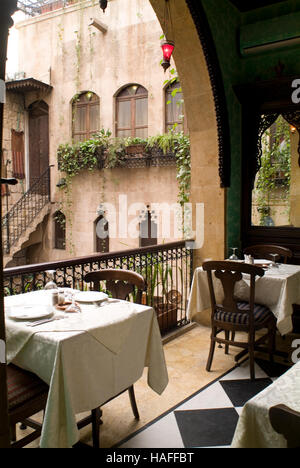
[5,0,185,264]
[150,0,225,266]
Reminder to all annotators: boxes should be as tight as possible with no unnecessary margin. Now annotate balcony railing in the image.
[3,241,194,335]
[58,145,177,173]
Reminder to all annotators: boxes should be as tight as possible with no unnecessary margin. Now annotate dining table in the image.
[231,359,300,448]
[187,261,300,335]
[4,289,169,448]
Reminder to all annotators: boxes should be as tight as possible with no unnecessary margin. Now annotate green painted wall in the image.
[201,0,300,257]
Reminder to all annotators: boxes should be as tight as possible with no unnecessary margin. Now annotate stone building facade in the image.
[3,0,186,266]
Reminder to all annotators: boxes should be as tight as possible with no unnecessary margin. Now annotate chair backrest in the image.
[84,269,146,304]
[202,261,265,325]
[243,245,293,264]
[269,404,300,448]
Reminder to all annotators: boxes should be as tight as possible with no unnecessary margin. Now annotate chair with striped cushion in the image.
[7,364,49,448]
[202,261,277,380]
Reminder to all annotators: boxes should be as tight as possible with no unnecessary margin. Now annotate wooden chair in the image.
[269,404,300,448]
[84,268,146,304]
[7,363,48,448]
[83,269,146,437]
[243,245,293,264]
[202,261,277,380]
[8,364,102,449]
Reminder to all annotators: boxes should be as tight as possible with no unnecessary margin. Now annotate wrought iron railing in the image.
[58,146,177,173]
[2,166,52,254]
[3,241,194,335]
[123,146,177,169]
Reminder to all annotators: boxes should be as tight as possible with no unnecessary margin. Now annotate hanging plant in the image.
[58,130,190,202]
[57,130,191,218]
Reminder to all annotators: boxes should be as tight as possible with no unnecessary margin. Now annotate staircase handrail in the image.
[2,166,53,254]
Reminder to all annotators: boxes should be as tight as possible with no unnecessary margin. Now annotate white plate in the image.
[9,305,53,321]
[73,291,108,304]
[254,259,272,265]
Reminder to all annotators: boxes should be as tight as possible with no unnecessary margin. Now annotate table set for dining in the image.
[4,288,169,448]
[231,359,300,448]
[187,256,300,448]
[187,260,300,336]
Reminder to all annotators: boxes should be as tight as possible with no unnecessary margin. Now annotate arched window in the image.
[54,211,66,250]
[165,81,185,132]
[116,85,148,138]
[139,209,157,248]
[95,215,109,253]
[72,91,100,142]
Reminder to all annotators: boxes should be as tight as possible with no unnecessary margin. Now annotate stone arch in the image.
[149,0,227,262]
[113,83,148,98]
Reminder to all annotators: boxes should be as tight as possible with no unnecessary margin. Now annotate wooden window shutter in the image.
[11,129,25,179]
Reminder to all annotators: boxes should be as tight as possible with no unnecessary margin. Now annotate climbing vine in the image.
[57,130,191,206]
[254,116,291,226]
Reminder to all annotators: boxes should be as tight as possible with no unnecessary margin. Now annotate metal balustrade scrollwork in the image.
[2,166,52,254]
[3,241,194,335]
[57,147,177,173]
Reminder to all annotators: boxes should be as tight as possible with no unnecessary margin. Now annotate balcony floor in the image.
[18,323,292,448]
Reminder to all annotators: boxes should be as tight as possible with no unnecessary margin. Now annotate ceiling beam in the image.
[89,18,108,34]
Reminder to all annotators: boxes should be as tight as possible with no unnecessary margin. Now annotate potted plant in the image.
[153,264,179,333]
[142,261,178,333]
[124,137,147,157]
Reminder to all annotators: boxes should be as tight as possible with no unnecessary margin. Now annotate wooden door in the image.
[139,211,158,248]
[28,101,49,190]
[95,216,109,253]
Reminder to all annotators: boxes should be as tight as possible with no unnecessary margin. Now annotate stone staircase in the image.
[2,167,52,267]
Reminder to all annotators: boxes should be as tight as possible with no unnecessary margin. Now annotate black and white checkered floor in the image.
[118,359,290,449]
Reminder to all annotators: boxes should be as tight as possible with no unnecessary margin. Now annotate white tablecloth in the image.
[231,360,300,448]
[5,291,169,448]
[187,264,300,335]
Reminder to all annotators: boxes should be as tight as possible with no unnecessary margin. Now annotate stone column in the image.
[0,0,18,449]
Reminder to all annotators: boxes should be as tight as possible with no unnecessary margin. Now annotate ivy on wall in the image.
[254,116,291,225]
[57,130,191,207]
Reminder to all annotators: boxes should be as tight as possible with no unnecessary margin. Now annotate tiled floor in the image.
[82,324,244,448]
[18,323,293,448]
[119,358,290,448]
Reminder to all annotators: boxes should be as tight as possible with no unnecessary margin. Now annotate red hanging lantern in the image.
[161,40,175,72]
[161,1,175,72]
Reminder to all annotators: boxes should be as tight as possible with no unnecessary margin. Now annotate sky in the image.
[6,11,26,80]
